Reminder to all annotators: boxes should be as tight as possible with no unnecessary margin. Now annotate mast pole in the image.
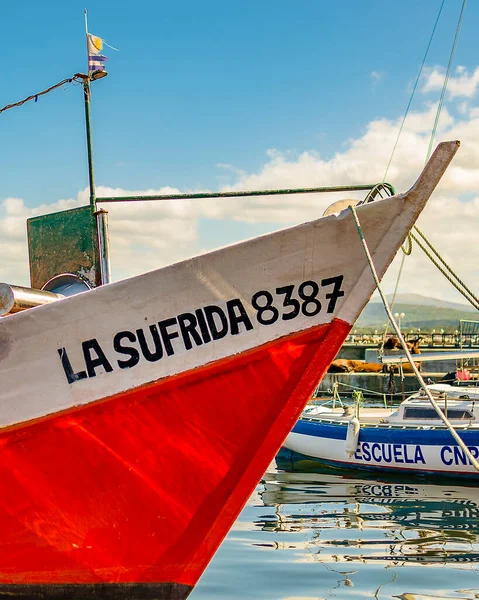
[83,8,96,212]
[83,9,111,284]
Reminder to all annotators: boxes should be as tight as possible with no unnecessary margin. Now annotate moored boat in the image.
[0,141,458,598]
[284,382,479,477]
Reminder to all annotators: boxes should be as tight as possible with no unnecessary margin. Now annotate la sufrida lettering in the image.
[58,300,254,384]
[354,442,426,465]
[57,275,346,384]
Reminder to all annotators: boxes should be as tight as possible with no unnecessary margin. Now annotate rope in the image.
[0,75,83,115]
[350,204,479,473]
[400,234,413,256]
[411,231,479,311]
[331,382,343,408]
[380,250,408,352]
[426,0,468,163]
[382,0,445,182]
[333,380,401,398]
[413,226,479,308]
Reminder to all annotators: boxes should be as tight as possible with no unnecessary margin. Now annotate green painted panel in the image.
[27,206,101,289]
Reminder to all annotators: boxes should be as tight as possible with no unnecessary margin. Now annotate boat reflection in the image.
[257,449,479,567]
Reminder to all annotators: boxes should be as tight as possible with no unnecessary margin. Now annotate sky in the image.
[2,0,479,312]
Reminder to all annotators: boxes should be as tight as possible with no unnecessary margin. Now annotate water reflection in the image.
[264,450,479,569]
[193,452,479,599]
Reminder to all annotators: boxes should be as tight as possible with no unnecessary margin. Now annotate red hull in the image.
[0,319,349,595]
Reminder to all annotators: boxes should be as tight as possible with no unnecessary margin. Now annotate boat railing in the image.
[1,182,396,317]
[94,183,395,205]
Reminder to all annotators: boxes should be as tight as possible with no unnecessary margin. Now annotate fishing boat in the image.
[0,139,458,598]
[283,381,479,477]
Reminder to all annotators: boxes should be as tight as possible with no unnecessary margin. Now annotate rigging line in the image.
[334,381,403,398]
[380,250,408,353]
[0,75,82,115]
[350,204,479,473]
[380,1,445,349]
[426,0,468,162]
[382,0,445,183]
[410,2,479,319]
[381,1,467,349]
[414,226,479,307]
[410,232,479,311]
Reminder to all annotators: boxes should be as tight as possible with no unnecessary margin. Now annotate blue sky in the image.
[1,0,476,204]
[2,0,479,305]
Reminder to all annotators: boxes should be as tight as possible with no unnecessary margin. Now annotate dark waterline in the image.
[193,455,479,599]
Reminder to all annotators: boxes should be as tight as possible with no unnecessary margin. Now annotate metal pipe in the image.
[95,209,111,284]
[96,184,382,204]
[83,79,96,211]
[0,284,64,316]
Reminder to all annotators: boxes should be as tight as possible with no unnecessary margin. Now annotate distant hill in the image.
[356,294,478,330]
[384,293,476,312]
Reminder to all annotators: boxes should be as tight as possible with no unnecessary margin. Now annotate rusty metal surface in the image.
[27,206,101,289]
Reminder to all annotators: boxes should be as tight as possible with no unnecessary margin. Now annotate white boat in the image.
[283,383,479,477]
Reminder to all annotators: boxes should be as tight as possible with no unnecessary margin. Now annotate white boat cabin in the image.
[302,383,479,429]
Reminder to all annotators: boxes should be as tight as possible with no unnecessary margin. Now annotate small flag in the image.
[87,33,108,75]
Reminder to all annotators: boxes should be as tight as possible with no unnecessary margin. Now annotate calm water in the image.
[193,452,479,600]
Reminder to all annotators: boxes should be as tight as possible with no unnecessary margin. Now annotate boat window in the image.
[403,408,473,420]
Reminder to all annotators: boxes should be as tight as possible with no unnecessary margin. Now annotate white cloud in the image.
[0,195,83,285]
[421,65,479,99]
[457,101,469,115]
[2,87,479,307]
[370,71,385,83]
[215,163,247,177]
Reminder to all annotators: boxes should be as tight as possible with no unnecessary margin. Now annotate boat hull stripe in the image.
[292,419,479,445]
[0,583,192,599]
[283,449,479,478]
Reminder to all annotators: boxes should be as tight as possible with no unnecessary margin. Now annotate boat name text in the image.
[354,441,479,468]
[354,442,426,465]
[440,445,479,466]
[57,275,345,384]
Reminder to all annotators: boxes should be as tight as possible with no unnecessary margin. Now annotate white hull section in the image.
[0,141,459,429]
[285,429,479,476]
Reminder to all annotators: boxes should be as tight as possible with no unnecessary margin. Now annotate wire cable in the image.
[383,0,445,183]
[0,75,83,115]
[426,0,468,162]
[380,1,470,349]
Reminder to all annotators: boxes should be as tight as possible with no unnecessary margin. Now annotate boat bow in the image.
[0,141,460,598]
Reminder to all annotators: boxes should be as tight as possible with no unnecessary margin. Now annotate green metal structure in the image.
[27,206,102,290]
